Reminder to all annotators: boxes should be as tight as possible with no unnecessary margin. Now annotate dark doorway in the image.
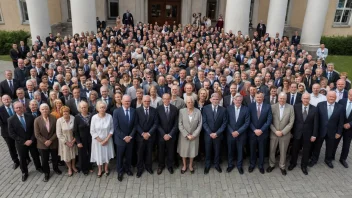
[148,0,181,26]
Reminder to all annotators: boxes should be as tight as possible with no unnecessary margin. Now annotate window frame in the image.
[0,6,4,24]
[334,0,352,25]
[18,0,29,24]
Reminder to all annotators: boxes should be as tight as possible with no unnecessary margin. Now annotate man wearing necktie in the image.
[0,70,19,99]
[309,91,344,169]
[66,87,87,116]
[14,88,30,109]
[99,86,112,114]
[202,93,228,174]
[334,79,348,102]
[325,63,339,86]
[286,83,302,105]
[334,89,352,168]
[8,102,43,182]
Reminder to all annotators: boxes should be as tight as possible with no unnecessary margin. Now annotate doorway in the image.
[148,0,181,26]
[107,0,119,20]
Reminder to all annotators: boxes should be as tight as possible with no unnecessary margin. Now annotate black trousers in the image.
[333,132,352,161]
[249,136,267,169]
[290,138,312,168]
[311,135,335,163]
[116,142,134,174]
[228,137,245,168]
[16,143,41,174]
[12,61,18,69]
[39,149,58,174]
[3,136,19,164]
[204,136,221,168]
[158,138,175,169]
[78,138,92,173]
[136,139,154,171]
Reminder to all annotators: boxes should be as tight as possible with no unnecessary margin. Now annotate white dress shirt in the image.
[310,93,326,106]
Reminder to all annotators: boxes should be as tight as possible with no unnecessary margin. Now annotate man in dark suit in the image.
[273,70,283,88]
[264,86,278,105]
[18,41,29,59]
[66,87,87,116]
[8,101,43,182]
[39,82,50,103]
[14,59,28,88]
[59,85,72,105]
[0,70,20,99]
[256,20,266,38]
[156,76,171,97]
[113,95,137,182]
[289,93,318,175]
[202,93,228,174]
[98,85,113,114]
[27,99,41,118]
[291,31,301,46]
[324,63,340,86]
[254,77,269,96]
[219,76,230,97]
[248,92,272,174]
[286,83,302,105]
[10,43,20,68]
[303,69,314,93]
[122,10,134,26]
[334,79,348,102]
[309,91,344,168]
[156,93,179,175]
[243,86,257,106]
[334,89,352,168]
[135,95,159,178]
[14,88,30,109]
[226,93,250,174]
[223,83,237,108]
[0,95,20,169]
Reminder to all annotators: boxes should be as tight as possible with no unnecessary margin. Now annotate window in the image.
[0,6,4,24]
[334,0,352,25]
[19,0,29,23]
[107,0,119,19]
[206,0,216,20]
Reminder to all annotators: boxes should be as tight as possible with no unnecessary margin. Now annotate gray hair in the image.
[39,103,50,109]
[278,92,287,99]
[77,100,88,113]
[234,93,243,100]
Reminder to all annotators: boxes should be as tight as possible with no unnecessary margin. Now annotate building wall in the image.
[0,0,30,31]
[96,0,107,21]
[48,0,62,25]
[289,0,306,29]
[323,0,352,36]
[257,0,270,24]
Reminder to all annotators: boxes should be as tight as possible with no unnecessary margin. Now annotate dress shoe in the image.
[238,167,244,175]
[288,164,296,171]
[180,168,187,174]
[308,160,316,167]
[13,163,19,170]
[117,173,123,182]
[204,167,210,174]
[324,160,334,169]
[22,173,28,182]
[168,167,174,174]
[36,168,44,174]
[248,166,254,173]
[136,171,143,178]
[266,166,275,173]
[339,159,349,168]
[280,169,287,176]
[190,167,195,174]
[215,166,222,173]
[58,161,65,166]
[259,168,265,174]
[54,168,62,175]
[146,168,153,174]
[126,170,133,176]
[157,168,163,175]
[301,167,308,175]
[226,166,234,173]
[43,174,49,182]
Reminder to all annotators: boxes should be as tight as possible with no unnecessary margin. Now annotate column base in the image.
[301,43,320,59]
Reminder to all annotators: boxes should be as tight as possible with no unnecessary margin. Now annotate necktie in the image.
[29,92,33,100]
[235,107,239,122]
[303,106,308,121]
[125,109,130,123]
[75,99,79,108]
[145,108,149,120]
[346,102,352,118]
[7,107,14,116]
[257,104,261,119]
[19,116,26,131]
[33,112,37,118]
[166,106,169,119]
[213,107,217,118]
[290,95,295,105]
[20,99,24,104]
[328,105,333,119]
[9,80,14,93]
[280,106,284,120]
[104,98,109,105]
[271,97,275,105]
[328,72,331,80]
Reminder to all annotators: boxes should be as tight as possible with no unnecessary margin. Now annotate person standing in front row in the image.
[226,93,250,174]
[178,96,202,174]
[202,93,228,174]
[289,93,318,175]
[8,101,43,182]
[135,95,159,178]
[267,92,295,176]
[90,101,115,177]
[113,95,136,182]
[248,92,272,174]
[309,91,344,168]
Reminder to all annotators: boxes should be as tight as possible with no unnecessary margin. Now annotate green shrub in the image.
[320,36,352,55]
[0,30,31,55]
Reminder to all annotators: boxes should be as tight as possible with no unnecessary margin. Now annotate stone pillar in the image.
[182,0,192,25]
[26,0,51,44]
[71,0,97,34]
[266,0,288,38]
[301,0,330,51]
[224,0,250,35]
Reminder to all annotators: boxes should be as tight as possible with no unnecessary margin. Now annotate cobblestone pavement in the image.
[1,61,352,197]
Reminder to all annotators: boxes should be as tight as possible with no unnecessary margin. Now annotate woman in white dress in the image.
[56,106,78,177]
[90,101,114,177]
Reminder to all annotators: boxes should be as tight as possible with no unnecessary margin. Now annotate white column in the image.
[26,0,51,44]
[224,0,250,35]
[71,0,97,34]
[182,0,192,25]
[266,0,288,38]
[300,0,330,49]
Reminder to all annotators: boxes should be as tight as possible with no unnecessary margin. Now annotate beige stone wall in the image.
[0,0,30,31]
[96,0,107,21]
[323,0,352,36]
[257,0,270,24]
[48,0,62,25]
[289,0,306,29]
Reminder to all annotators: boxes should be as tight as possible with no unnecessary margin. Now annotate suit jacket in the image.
[249,103,273,140]
[303,76,314,93]
[135,106,159,141]
[8,113,36,145]
[264,95,278,105]
[156,85,171,97]
[226,105,250,142]
[0,79,20,99]
[13,98,30,108]
[257,85,269,96]
[324,71,340,85]
[113,107,137,146]
[339,99,352,138]
[10,49,20,61]
[223,95,235,108]
[14,68,28,88]
[156,104,178,140]
[293,104,318,140]
[34,115,58,149]
[269,104,295,136]
[202,104,228,137]
[273,78,283,88]
[243,95,256,106]
[316,101,344,138]
[19,45,30,59]
[60,94,73,105]
[334,89,348,101]
[66,97,87,116]
[291,35,301,45]
[286,92,302,105]
[40,91,50,102]
[0,105,12,137]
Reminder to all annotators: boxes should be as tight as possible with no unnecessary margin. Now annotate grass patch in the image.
[0,55,11,61]
[326,55,352,76]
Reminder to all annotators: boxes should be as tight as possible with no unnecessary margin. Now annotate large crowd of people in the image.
[1,12,351,184]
